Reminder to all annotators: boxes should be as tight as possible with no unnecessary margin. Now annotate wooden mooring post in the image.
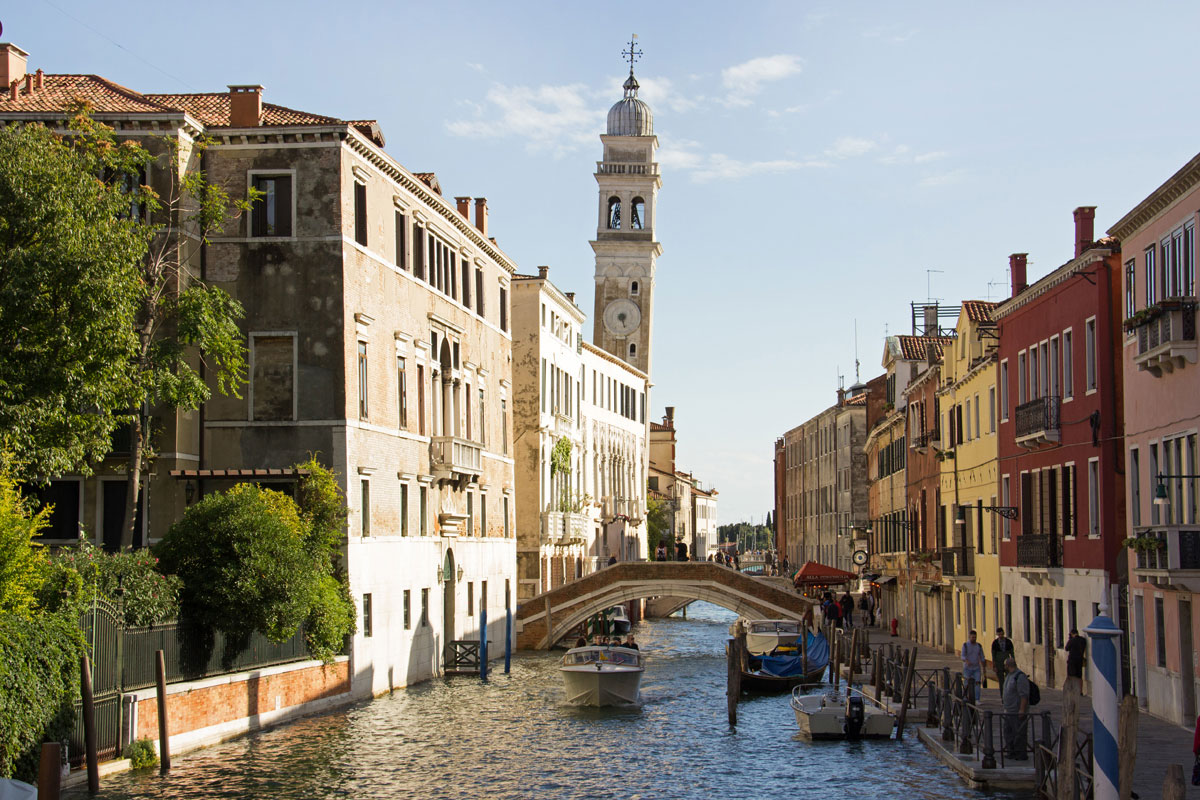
[80,655,99,794]
[1057,678,1080,800]
[1118,695,1138,800]
[726,621,746,726]
[847,627,860,684]
[37,742,61,800]
[894,645,918,739]
[156,649,171,772]
[1163,764,1186,800]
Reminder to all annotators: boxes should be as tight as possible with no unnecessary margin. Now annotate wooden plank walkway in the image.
[844,626,1200,798]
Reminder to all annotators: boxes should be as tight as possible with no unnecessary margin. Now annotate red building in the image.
[994,207,1126,690]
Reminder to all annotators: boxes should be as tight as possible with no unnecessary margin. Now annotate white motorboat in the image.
[790,686,896,740]
[604,605,632,635]
[560,645,644,706]
[743,618,803,656]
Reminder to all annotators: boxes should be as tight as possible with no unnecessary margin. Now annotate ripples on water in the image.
[75,603,1023,799]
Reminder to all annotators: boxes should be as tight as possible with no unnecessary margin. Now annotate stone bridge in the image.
[514,561,812,650]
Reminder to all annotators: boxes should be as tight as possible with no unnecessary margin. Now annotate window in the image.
[965,399,972,441]
[1022,595,1031,643]
[1185,222,1196,297]
[481,492,488,537]
[1000,360,1009,421]
[1063,464,1076,537]
[1062,330,1074,399]
[974,394,980,439]
[420,486,428,535]
[1085,318,1097,392]
[360,480,371,537]
[1017,352,1027,404]
[251,174,293,237]
[401,484,409,536]
[1155,596,1166,667]
[462,259,471,308]
[420,587,429,627]
[1005,594,1013,636]
[358,341,369,418]
[629,343,637,360]
[1002,475,1012,540]
[478,389,486,446]
[1049,337,1060,398]
[1145,245,1158,306]
[1130,448,1141,527]
[500,287,509,332]
[251,334,295,421]
[467,492,474,537]
[630,196,645,229]
[630,280,639,296]
[607,196,621,229]
[397,355,408,428]
[1034,596,1043,645]
[988,387,996,433]
[1029,347,1039,400]
[501,399,508,456]
[1125,258,1136,319]
[24,479,82,539]
[504,496,511,538]
[467,581,474,616]
[403,589,411,629]
[417,364,426,435]
[1068,599,1077,636]
[475,268,485,316]
[395,210,407,269]
[1055,599,1064,648]
[354,181,368,246]
[362,594,372,637]
[413,222,425,279]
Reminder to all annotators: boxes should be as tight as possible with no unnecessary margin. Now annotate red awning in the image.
[792,561,858,586]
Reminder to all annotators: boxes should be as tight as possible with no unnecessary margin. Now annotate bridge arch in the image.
[514,562,811,650]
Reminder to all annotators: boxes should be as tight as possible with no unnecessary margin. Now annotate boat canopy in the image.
[562,646,643,668]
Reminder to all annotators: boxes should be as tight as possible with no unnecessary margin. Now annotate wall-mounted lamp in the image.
[954,506,966,527]
[1153,473,1200,508]
[184,480,196,505]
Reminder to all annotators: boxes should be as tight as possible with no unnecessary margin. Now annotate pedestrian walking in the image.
[1001,656,1031,760]
[991,627,1015,686]
[1064,628,1087,696]
[960,629,986,703]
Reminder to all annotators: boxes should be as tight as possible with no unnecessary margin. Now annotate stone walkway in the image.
[837,626,1199,798]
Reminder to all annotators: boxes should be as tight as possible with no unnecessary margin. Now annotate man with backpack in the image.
[1002,655,1032,760]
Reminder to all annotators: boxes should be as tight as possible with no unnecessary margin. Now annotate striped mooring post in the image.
[1083,598,1122,800]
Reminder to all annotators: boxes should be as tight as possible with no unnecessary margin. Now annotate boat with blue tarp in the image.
[740,629,830,692]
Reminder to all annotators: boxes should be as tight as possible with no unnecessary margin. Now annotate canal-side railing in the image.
[1034,724,1095,800]
[925,672,1051,769]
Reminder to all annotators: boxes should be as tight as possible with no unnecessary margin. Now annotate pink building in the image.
[1109,155,1200,726]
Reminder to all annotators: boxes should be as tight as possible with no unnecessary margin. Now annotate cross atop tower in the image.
[622,34,642,75]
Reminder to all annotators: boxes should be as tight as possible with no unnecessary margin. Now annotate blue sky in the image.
[12,2,1200,524]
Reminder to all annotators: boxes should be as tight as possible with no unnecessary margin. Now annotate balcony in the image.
[1016,534,1062,568]
[430,436,482,482]
[541,511,589,545]
[1131,300,1197,376]
[1014,396,1060,447]
[1130,525,1200,591]
[913,429,940,454]
[940,546,975,578]
[595,161,660,176]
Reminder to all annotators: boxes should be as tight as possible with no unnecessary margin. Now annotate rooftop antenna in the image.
[926,269,944,304]
[622,34,642,76]
[986,279,1004,300]
[853,320,861,383]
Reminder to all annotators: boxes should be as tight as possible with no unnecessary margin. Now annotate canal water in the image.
[74,603,1025,799]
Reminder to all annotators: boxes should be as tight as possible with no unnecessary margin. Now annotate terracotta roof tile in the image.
[412,172,442,194]
[0,74,175,115]
[844,393,867,406]
[896,335,953,361]
[962,300,998,323]
[143,93,344,127]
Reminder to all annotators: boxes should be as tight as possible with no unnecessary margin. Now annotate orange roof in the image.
[962,300,998,323]
[896,335,953,361]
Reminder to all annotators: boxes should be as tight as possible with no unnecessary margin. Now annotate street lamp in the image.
[1154,473,1200,507]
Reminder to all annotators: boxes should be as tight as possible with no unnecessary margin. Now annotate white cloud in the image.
[721,54,803,106]
[919,169,966,188]
[446,82,603,156]
[602,74,702,114]
[466,62,486,74]
[825,136,878,159]
[878,145,948,165]
[862,27,919,44]
[690,153,829,182]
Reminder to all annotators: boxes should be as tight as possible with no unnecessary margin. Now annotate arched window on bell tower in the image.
[607,196,621,229]
[628,343,637,360]
[630,197,645,230]
[630,280,639,297]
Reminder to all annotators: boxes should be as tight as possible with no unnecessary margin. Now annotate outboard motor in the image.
[845,695,866,739]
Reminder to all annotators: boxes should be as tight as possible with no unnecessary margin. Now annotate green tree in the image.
[646,495,668,558]
[0,121,144,481]
[0,468,49,617]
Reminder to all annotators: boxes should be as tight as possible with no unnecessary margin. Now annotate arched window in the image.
[630,197,645,230]
[630,280,639,297]
[628,343,637,360]
[607,196,621,229]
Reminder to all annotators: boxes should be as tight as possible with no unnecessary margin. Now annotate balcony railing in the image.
[1131,526,1200,590]
[1132,300,1197,376]
[941,547,975,577]
[913,429,941,453]
[596,161,660,176]
[430,436,482,480]
[541,511,589,544]
[1016,534,1061,568]
[1014,395,1060,445]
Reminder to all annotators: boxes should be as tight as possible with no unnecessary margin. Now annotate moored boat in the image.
[790,686,896,740]
[604,605,632,635]
[559,645,645,706]
[741,630,829,692]
[743,618,803,655]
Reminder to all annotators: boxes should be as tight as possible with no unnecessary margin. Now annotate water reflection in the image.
[74,603,1022,799]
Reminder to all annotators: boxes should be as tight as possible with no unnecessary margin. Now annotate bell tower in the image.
[591,36,662,377]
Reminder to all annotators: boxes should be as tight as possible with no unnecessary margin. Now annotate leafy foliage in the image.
[122,737,158,769]
[0,612,84,781]
[296,457,348,554]
[0,120,145,480]
[37,540,180,627]
[0,468,49,617]
[646,495,668,558]
[304,573,356,662]
[550,437,571,476]
[156,484,316,643]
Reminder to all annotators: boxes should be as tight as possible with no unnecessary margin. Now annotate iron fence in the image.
[121,622,313,691]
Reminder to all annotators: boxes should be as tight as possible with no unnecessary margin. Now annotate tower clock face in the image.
[603,299,641,337]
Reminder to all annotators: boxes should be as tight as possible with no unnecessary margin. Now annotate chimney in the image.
[923,304,939,337]
[227,85,263,127]
[537,265,548,279]
[565,292,575,303]
[1010,253,1028,298]
[1073,206,1096,257]
[474,198,488,237]
[665,406,676,426]
[0,44,28,88]
[837,387,846,406]
[455,197,471,218]
[34,68,43,90]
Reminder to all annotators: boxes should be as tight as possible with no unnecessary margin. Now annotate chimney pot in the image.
[537,265,548,279]
[666,406,675,424]
[455,197,471,218]
[34,68,42,90]
[9,80,16,102]
[1009,253,1028,298]
[0,44,29,88]
[923,305,939,337]
[22,73,31,93]
[227,84,263,128]
[566,291,575,302]
[1073,206,1097,258]
[474,198,488,237]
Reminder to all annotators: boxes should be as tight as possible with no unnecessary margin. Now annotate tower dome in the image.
[607,72,653,136]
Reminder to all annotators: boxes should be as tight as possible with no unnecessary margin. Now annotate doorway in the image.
[100,479,144,551]
[1181,597,1195,722]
